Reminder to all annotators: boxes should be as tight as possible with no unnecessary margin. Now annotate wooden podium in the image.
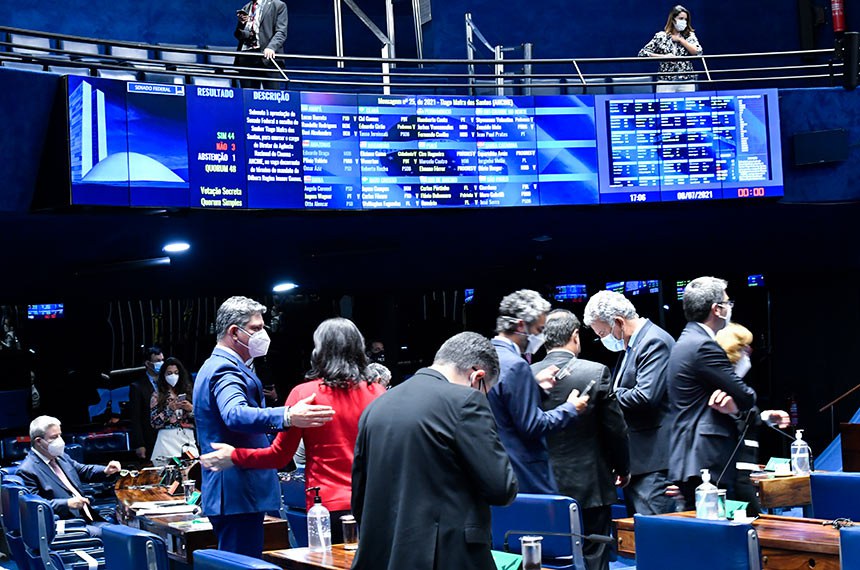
[841,423,860,472]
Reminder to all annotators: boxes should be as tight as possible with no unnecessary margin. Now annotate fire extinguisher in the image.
[833,0,846,34]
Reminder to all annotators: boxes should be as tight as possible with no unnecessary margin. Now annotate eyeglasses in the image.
[716,300,735,308]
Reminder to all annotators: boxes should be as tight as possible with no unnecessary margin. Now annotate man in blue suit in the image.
[18,415,121,535]
[584,290,676,515]
[194,296,334,558]
[488,289,589,494]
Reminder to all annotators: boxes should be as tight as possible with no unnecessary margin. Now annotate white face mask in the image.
[734,354,752,378]
[674,18,688,32]
[47,436,65,458]
[600,322,625,352]
[525,332,546,355]
[238,327,271,359]
[717,303,732,325]
[165,373,180,387]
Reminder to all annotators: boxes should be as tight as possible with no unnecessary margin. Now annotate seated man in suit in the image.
[18,415,121,536]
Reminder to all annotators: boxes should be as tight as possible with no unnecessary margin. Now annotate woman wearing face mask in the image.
[200,318,385,543]
[715,323,789,513]
[150,356,198,466]
[638,5,703,93]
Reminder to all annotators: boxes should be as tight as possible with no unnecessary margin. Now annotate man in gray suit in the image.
[666,277,757,508]
[234,0,288,88]
[584,290,676,515]
[533,309,629,570]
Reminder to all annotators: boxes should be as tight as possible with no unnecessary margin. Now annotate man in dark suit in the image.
[234,0,288,88]
[667,277,757,507]
[584,290,676,515]
[352,332,517,570]
[194,296,333,558]
[533,309,629,570]
[488,290,590,494]
[18,415,121,535]
[127,346,162,461]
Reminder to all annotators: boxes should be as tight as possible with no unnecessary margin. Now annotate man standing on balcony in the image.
[234,0,288,89]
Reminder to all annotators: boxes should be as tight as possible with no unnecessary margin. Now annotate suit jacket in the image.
[17,450,109,519]
[234,0,288,54]
[667,323,757,483]
[351,368,517,570]
[613,320,674,475]
[232,378,384,512]
[488,338,578,494]
[533,352,629,509]
[128,374,157,453]
[193,347,286,516]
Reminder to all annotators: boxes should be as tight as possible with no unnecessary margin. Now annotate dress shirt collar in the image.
[494,335,522,354]
[547,348,576,358]
[217,344,254,367]
[628,318,647,349]
[33,448,54,465]
[696,322,717,340]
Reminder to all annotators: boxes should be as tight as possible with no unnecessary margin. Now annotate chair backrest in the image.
[102,524,170,570]
[1,482,26,532]
[491,493,585,569]
[8,33,52,56]
[810,472,860,520]
[841,526,860,566]
[193,548,281,569]
[157,44,200,65]
[19,493,56,550]
[612,75,654,94]
[59,39,102,57]
[205,46,237,66]
[634,515,761,570]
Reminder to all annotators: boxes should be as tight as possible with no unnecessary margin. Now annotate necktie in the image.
[49,459,94,522]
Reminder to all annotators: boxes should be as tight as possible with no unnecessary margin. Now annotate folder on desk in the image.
[491,550,522,570]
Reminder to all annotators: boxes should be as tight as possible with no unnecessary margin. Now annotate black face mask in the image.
[369,351,385,364]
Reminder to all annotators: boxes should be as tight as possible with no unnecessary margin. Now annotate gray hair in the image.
[544,309,581,350]
[683,276,728,323]
[215,296,267,340]
[30,415,61,442]
[367,362,392,386]
[496,289,551,334]
[433,332,501,387]
[583,290,639,327]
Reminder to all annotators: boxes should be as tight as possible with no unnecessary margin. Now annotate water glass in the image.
[520,535,543,570]
[341,514,358,551]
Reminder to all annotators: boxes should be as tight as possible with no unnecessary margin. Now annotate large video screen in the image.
[66,77,782,210]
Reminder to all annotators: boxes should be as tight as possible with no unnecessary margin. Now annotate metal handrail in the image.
[0,26,843,93]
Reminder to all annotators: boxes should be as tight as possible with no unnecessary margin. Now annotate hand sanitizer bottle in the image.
[695,468,720,520]
[791,429,812,475]
[307,486,332,552]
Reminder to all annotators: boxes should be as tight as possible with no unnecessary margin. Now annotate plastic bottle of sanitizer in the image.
[307,486,332,552]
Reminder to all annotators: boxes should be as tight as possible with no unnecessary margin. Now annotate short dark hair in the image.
[305,318,369,389]
[143,346,162,362]
[544,309,580,350]
[433,332,500,386]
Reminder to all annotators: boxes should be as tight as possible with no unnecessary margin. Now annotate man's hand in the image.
[761,409,790,429]
[289,393,335,428]
[237,13,249,24]
[263,385,279,403]
[105,461,122,476]
[615,473,631,488]
[200,442,236,472]
[263,48,276,60]
[708,389,739,415]
[67,496,90,510]
[135,447,147,459]
[535,366,558,391]
[566,388,589,413]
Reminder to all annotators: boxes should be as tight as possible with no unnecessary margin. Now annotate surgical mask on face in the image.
[600,322,625,352]
[525,332,546,355]
[734,354,752,378]
[165,373,179,387]
[238,327,271,358]
[152,361,163,374]
[718,303,732,324]
[46,436,65,458]
[674,18,687,32]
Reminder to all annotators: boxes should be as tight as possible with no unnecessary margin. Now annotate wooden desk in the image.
[264,545,355,570]
[615,512,840,570]
[754,474,812,509]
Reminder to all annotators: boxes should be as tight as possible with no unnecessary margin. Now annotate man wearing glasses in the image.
[667,277,757,508]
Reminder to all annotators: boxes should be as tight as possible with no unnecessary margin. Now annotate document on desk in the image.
[167,517,213,531]
[129,501,200,516]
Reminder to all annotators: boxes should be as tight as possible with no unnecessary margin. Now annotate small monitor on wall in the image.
[747,274,765,287]
[27,304,64,320]
[554,284,588,303]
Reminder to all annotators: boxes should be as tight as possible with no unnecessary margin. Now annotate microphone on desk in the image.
[766,422,796,441]
[502,529,615,553]
[716,409,757,487]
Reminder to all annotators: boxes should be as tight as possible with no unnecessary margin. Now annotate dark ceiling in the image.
[0,197,853,302]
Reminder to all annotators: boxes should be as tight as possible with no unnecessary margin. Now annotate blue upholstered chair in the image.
[840,526,860,566]
[810,472,860,520]
[634,515,761,570]
[193,548,281,569]
[281,471,308,547]
[2,482,30,569]
[491,493,586,570]
[19,493,105,570]
[102,524,170,570]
